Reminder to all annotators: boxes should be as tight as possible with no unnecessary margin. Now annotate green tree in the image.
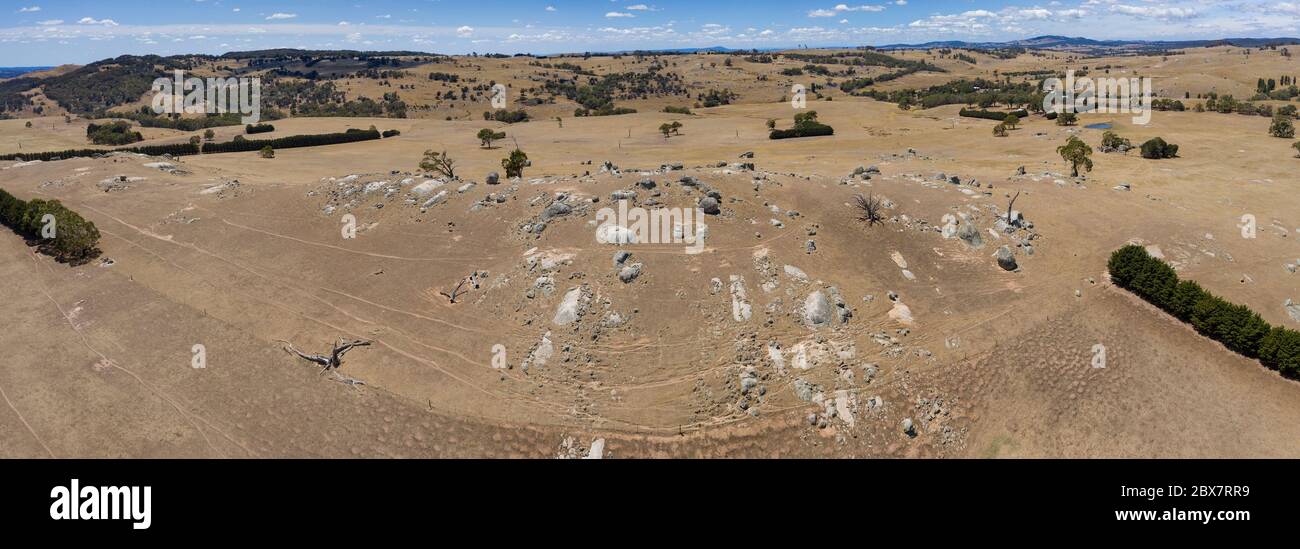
[1140,137,1179,159]
[204,128,216,141]
[766,119,776,130]
[1003,114,1019,129]
[1169,280,1208,322]
[1260,327,1300,378]
[259,145,274,159]
[42,203,101,264]
[502,148,528,178]
[794,111,819,127]
[420,150,456,179]
[1055,112,1078,126]
[477,128,506,148]
[992,123,1008,137]
[1101,130,1131,150]
[1107,245,1150,289]
[1056,136,1093,177]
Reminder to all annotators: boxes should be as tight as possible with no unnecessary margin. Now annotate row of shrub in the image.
[770,124,834,139]
[0,188,101,265]
[201,128,382,154]
[959,108,1029,121]
[1108,245,1300,377]
[245,123,275,134]
[1,129,383,162]
[0,142,201,162]
[770,111,835,140]
[484,109,529,124]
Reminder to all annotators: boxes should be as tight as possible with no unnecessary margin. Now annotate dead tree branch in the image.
[439,271,484,304]
[278,338,372,375]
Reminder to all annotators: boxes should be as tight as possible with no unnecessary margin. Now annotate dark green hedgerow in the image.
[1108,244,1299,377]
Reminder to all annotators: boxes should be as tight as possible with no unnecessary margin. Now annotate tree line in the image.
[0,189,101,265]
[1108,245,1300,377]
[1,129,384,162]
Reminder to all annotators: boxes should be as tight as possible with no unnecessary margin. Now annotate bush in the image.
[662,106,693,115]
[502,148,528,178]
[1269,113,1295,138]
[87,121,143,146]
[259,145,274,159]
[246,123,275,134]
[1056,112,1078,126]
[487,109,529,124]
[477,128,506,148]
[1140,137,1179,159]
[1101,130,1131,150]
[381,129,400,138]
[992,124,1008,137]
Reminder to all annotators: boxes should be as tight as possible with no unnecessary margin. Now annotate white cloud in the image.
[265,13,297,20]
[77,17,119,26]
[606,12,636,18]
[18,6,41,13]
[811,4,887,17]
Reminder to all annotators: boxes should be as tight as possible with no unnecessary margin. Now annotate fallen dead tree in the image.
[278,338,372,375]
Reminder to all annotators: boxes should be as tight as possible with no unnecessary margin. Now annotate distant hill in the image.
[877,35,1300,51]
[0,67,54,79]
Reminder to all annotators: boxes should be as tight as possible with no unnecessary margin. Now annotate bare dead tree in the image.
[278,338,372,375]
[439,271,483,304]
[1006,190,1022,226]
[853,193,885,226]
[439,279,469,303]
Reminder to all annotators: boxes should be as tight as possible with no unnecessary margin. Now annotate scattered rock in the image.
[618,263,643,283]
[553,287,586,326]
[699,197,721,215]
[803,290,833,327]
[541,201,572,221]
[996,245,1018,271]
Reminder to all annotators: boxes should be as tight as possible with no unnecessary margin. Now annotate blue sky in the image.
[3,1,1299,65]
